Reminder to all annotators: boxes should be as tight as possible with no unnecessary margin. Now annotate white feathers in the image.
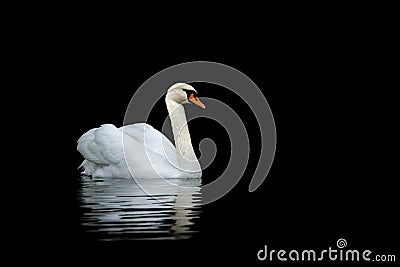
[121,123,175,159]
[77,124,122,166]
[77,123,182,178]
[76,82,202,179]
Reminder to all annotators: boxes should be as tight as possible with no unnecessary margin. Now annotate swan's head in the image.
[166,83,205,109]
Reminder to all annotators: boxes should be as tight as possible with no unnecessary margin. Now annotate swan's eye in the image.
[189,93,200,101]
[182,89,198,99]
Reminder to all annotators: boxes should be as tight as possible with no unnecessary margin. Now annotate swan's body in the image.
[77,83,205,179]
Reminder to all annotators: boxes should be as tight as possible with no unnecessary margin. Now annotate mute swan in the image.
[77,83,205,179]
[77,83,205,178]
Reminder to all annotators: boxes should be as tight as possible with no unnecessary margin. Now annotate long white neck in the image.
[166,99,200,172]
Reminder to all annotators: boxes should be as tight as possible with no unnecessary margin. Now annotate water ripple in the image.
[77,176,202,240]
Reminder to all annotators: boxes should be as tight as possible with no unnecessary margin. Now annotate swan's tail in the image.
[78,160,94,176]
[78,160,85,170]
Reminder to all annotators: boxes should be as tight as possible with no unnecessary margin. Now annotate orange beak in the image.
[189,93,205,109]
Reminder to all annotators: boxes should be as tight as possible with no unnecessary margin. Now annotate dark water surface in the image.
[77,177,202,240]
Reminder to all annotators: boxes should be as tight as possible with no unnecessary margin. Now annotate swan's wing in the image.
[77,124,123,165]
[120,123,181,178]
[120,123,176,159]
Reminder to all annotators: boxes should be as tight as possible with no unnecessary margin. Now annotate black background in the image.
[30,18,398,265]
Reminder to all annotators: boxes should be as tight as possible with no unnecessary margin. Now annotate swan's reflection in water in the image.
[78,177,201,240]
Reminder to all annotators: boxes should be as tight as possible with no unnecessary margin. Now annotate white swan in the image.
[77,83,205,179]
